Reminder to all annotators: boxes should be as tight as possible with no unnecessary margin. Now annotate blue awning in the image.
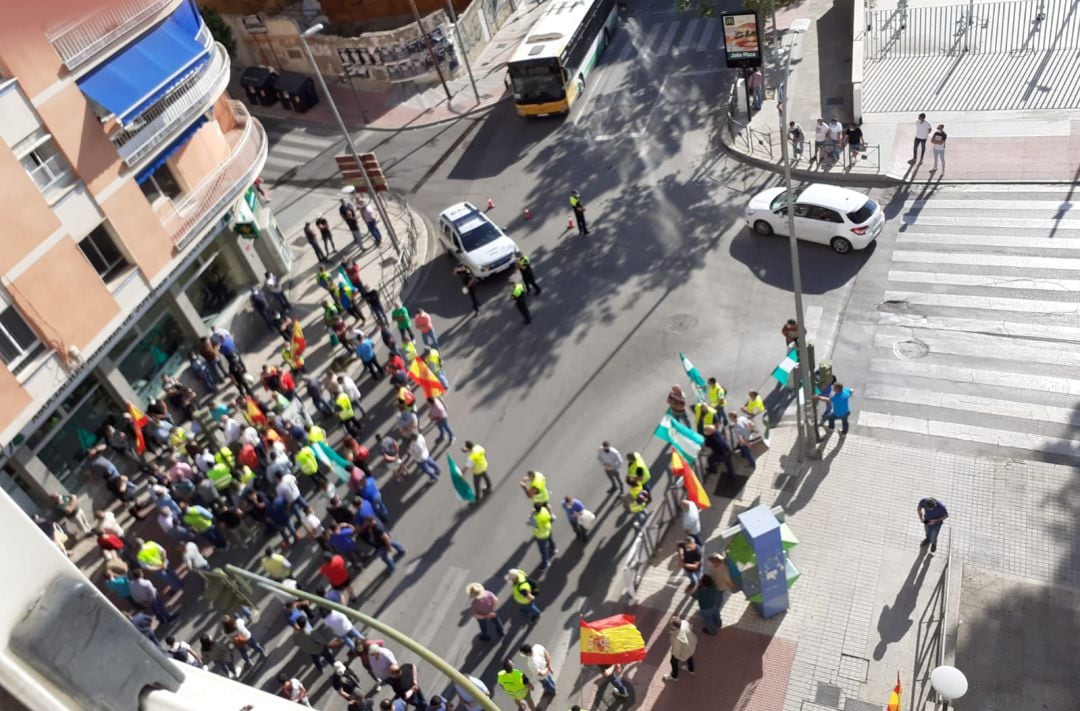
[134,115,208,184]
[77,0,209,126]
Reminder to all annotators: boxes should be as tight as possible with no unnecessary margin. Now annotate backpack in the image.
[522,575,540,596]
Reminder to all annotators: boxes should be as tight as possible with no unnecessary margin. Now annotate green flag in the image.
[679,352,707,402]
[448,455,476,502]
[654,414,704,460]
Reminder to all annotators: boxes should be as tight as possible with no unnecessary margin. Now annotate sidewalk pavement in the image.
[722,0,1080,184]
[570,422,1080,711]
[236,1,549,132]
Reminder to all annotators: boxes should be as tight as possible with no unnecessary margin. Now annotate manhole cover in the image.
[878,299,915,314]
[668,314,699,331]
[893,339,929,359]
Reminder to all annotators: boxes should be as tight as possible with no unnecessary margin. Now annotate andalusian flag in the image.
[313,440,353,484]
[886,672,902,711]
[447,456,476,502]
[127,402,149,455]
[654,414,703,460]
[679,352,707,402]
[290,319,306,356]
[408,357,446,399]
[245,396,267,426]
[671,450,710,510]
[579,614,646,665]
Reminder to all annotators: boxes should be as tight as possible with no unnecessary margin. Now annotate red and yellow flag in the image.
[671,450,711,510]
[245,396,267,427]
[407,357,445,399]
[579,614,646,665]
[886,672,902,711]
[127,402,149,455]
[290,319,306,356]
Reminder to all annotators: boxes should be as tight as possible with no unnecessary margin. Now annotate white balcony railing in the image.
[162,102,267,249]
[46,0,177,71]
[26,154,76,201]
[112,42,230,166]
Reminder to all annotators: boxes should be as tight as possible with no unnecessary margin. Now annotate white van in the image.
[437,202,519,277]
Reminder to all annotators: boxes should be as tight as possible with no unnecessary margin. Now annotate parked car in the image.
[744,183,884,254]
[437,202,519,277]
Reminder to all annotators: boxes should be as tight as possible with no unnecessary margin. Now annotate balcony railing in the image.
[46,0,177,71]
[27,154,76,201]
[112,42,230,166]
[162,102,267,249]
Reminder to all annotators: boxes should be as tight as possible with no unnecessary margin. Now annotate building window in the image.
[34,383,118,492]
[139,164,183,203]
[19,139,73,201]
[78,225,129,282]
[0,304,44,374]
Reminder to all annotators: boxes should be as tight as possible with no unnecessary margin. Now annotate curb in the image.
[361,94,512,133]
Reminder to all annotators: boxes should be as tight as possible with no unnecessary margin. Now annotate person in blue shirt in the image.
[917,497,949,553]
[355,337,382,379]
[359,473,390,523]
[330,522,364,565]
[351,495,377,526]
[561,496,588,542]
[816,383,853,435]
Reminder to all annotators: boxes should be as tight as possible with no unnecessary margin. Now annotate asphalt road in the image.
[212,4,880,707]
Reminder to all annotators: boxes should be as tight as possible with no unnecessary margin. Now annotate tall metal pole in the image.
[299,26,400,256]
[407,0,453,103]
[446,0,481,104]
[777,24,818,461]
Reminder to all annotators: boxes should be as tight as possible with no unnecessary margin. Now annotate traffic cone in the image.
[524,208,532,220]
[486,196,495,210]
[567,215,575,230]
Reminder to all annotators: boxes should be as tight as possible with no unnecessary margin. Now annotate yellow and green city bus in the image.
[507,0,620,117]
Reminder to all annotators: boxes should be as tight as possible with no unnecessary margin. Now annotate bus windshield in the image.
[508,60,566,105]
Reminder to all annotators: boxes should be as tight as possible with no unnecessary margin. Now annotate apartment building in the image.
[0,0,291,513]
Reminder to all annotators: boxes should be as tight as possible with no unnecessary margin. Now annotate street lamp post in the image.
[777,18,819,461]
[298,24,401,256]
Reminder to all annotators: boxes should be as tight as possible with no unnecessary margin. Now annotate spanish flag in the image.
[407,357,446,399]
[579,614,646,665]
[886,672,902,711]
[245,396,267,427]
[290,318,306,356]
[671,450,711,510]
[127,402,149,455]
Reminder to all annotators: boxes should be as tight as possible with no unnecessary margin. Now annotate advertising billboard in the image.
[720,12,763,68]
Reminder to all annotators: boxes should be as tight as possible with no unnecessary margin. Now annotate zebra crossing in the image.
[607,14,728,64]
[855,185,1080,464]
[260,123,341,183]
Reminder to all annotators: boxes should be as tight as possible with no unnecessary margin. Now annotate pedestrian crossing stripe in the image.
[608,16,730,63]
[887,270,1080,292]
[857,412,1080,459]
[895,233,1080,249]
[876,313,1080,343]
[882,290,1080,315]
[873,328,1080,368]
[870,359,1080,397]
[863,385,1080,427]
[890,252,1080,271]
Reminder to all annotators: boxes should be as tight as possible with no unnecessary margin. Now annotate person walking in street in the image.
[278,673,314,707]
[520,642,557,697]
[930,124,947,173]
[362,201,383,246]
[135,536,185,594]
[466,582,506,641]
[316,216,336,254]
[365,287,389,326]
[222,612,268,664]
[462,441,492,498]
[667,384,689,425]
[129,568,176,625]
[531,502,556,569]
[681,499,702,547]
[510,282,531,325]
[424,347,449,389]
[599,664,631,699]
[341,199,365,250]
[562,495,588,542]
[662,616,698,682]
[703,425,737,481]
[675,536,703,593]
[304,222,326,263]
[427,396,455,444]
[453,673,493,711]
[815,382,853,435]
[515,251,542,295]
[323,608,366,653]
[497,659,537,711]
[740,390,765,424]
[507,568,542,621]
[336,389,363,438]
[747,68,764,110]
[331,660,366,703]
[788,120,805,160]
[404,432,441,482]
[597,441,625,494]
[781,318,799,347]
[569,190,590,235]
[911,113,931,163]
[917,497,949,553]
[358,515,407,572]
[413,308,438,347]
[455,265,481,314]
[391,303,414,340]
[693,574,724,635]
[250,287,275,331]
[265,272,290,312]
[51,491,93,536]
[728,412,757,469]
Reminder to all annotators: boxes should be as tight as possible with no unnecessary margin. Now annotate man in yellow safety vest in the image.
[627,452,651,491]
[520,470,550,504]
[462,441,492,498]
[497,659,536,711]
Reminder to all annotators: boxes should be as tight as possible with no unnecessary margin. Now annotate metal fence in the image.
[621,474,684,604]
[866,0,1079,60]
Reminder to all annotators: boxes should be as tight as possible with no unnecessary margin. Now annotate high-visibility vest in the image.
[239,465,255,486]
[628,483,649,514]
[469,446,488,474]
[308,425,327,443]
[168,427,187,451]
[184,507,213,533]
[137,541,165,568]
[296,446,319,475]
[215,447,235,471]
[283,348,303,370]
[403,341,418,363]
[694,402,718,427]
[570,195,581,209]
[426,349,442,371]
[208,462,233,491]
[517,254,531,268]
[511,571,532,604]
[336,392,354,421]
[397,386,415,409]
[708,383,726,408]
[511,283,525,299]
[744,395,765,416]
[532,506,552,540]
[528,472,550,504]
[627,453,650,487]
[497,669,529,700]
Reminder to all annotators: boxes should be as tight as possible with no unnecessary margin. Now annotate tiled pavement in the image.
[583,421,1080,710]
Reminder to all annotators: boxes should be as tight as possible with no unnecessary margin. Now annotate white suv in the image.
[745,183,885,254]
[437,202,519,277]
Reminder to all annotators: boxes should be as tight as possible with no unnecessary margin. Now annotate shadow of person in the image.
[873,551,933,660]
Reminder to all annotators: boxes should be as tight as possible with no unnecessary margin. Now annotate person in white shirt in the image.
[275,471,307,523]
[220,417,242,446]
[182,541,209,571]
[812,118,829,163]
[912,112,932,163]
[681,499,702,546]
[264,271,290,312]
[321,608,366,651]
[301,506,324,539]
[520,642,557,696]
[827,118,844,161]
[277,673,312,707]
[596,442,624,493]
[95,510,125,538]
[365,640,398,683]
[405,433,440,482]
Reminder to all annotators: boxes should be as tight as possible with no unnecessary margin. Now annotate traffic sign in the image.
[335,153,389,192]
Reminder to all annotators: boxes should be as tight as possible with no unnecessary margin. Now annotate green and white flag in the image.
[679,352,708,402]
[448,455,476,503]
[654,414,704,460]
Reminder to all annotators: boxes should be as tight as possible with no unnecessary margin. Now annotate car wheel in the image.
[830,237,852,254]
[753,220,774,236]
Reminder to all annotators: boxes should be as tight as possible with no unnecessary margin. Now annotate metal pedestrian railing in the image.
[622,476,683,604]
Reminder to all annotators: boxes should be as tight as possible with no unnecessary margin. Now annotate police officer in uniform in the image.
[510,282,531,325]
[515,251,541,295]
[455,264,480,315]
[569,190,589,235]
